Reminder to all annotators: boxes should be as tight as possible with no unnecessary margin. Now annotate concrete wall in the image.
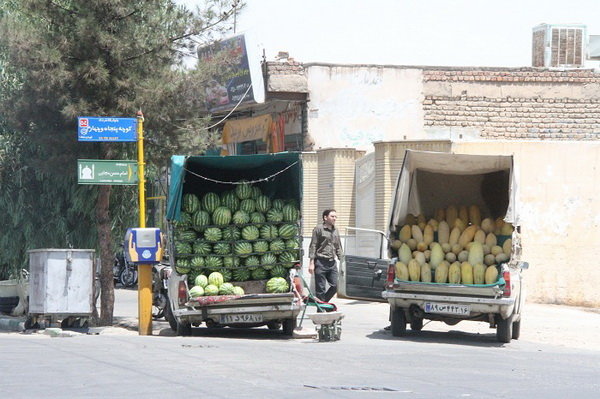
[304,64,424,152]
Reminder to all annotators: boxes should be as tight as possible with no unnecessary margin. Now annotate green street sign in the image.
[78,160,138,185]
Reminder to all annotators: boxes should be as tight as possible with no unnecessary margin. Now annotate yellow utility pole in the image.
[136,110,153,335]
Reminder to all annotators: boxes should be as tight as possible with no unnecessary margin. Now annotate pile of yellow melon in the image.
[390,205,513,285]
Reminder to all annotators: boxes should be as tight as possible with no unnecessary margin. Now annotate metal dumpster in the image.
[26,249,95,329]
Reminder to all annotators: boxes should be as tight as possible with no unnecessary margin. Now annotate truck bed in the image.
[389,280,505,298]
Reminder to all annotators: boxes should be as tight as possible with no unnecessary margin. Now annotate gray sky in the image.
[179,0,600,67]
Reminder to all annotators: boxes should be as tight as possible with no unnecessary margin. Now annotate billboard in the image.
[198,34,265,113]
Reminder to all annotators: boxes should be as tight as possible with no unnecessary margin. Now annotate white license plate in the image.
[424,302,471,316]
[220,314,263,324]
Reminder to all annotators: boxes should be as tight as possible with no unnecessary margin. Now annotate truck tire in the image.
[176,320,192,336]
[391,307,407,337]
[410,317,423,331]
[282,318,296,336]
[496,315,513,343]
[511,319,521,340]
[164,301,177,332]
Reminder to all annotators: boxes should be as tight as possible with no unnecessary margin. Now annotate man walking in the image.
[308,209,343,302]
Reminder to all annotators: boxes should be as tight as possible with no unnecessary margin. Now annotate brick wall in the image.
[423,68,600,140]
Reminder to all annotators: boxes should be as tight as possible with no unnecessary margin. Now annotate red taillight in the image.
[502,270,511,297]
[386,264,395,285]
[178,281,188,306]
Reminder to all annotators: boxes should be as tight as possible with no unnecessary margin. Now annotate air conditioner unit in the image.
[532,23,586,68]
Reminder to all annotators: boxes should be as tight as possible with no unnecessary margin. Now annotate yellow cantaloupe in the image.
[435,208,445,222]
[423,225,434,246]
[435,262,449,283]
[437,221,450,244]
[416,241,428,252]
[420,263,432,283]
[424,250,431,262]
[441,243,451,253]
[390,239,402,251]
[399,224,411,242]
[414,251,426,265]
[458,225,478,248]
[458,205,469,226]
[418,222,426,231]
[427,219,439,231]
[408,259,421,281]
[458,250,469,262]
[469,205,481,226]
[484,254,496,266]
[405,214,417,225]
[473,263,486,284]
[395,262,409,280]
[482,244,491,255]
[474,229,486,244]
[448,262,461,284]
[446,205,458,226]
[399,243,412,264]
[468,241,484,265]
[485,265,499,284]
[481,218,495,234]
[411,225,423,243]
[491,245,503,256]
[451,243,462,255]
[453,218,466,232]
[445,252,457,263]
[429,242,444,270]
[407,239,417,251]
[417,213,426,225]
[449,227,461,246]
[501,223,514,236]
[502,238,512,256]
[461,262,474,284]
[495,253,509,264]
[485,232,497,247]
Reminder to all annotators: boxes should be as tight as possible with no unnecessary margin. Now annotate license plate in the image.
[220,314,263,324]
[424,302,471,316]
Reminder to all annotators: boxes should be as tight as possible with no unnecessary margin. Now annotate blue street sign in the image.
[78,117,137,142]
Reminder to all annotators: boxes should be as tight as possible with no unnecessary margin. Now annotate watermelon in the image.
[187,269,201,287]
[270,265,287,278]
[241,225,260,241]
[282,204,299,222]
[250,212,266,226]
[223,256,240,268]
[284,198,299,209]
[189,285,205,298]
[190,256,205,269]
[266,209,283,223]
[175,242,192,256]
[183,193,200,213]
[208,272,224,287]
[233,241,253,257]
[266,277,289,293]
[255,195,271,213]
[232,210,250,225]
[192,210,211,232]
[218,268,232,282]
[175,258,191,274]
[175,229,197,241]
[174,211,192,228]
[261,253,278,270]
[271,199,284,210]
[236,181,253,199]
[285,238,300,250]
[193,240,212,255]
[260,225,278,240]
[213,242,231,255]
[279,251,297,267]
[195,274,209,288]
[251,186,262,199]
[251,267,269,280]
[221,191,240,212]
[269,239,286,252]
[205,256,223,270]
[244,255,260,267]
[222,226,241,241]
[219,282,235,295]
[212,206,232,226]
[253,240,269,254]
[232,286,245,295]
[204,227,222,242]
[204,284,219,296]
[278,224,298,239]
[201,192,221,213]
[239,198,256,213]
[233,267,251,282]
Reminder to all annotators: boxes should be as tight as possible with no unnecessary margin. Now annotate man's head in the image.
[322,209,337,226]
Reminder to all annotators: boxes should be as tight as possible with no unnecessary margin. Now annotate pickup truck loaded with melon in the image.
[339,150,528,343]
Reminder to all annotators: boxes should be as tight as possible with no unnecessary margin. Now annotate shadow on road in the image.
[365,327,506,348]
[154,325,298,340]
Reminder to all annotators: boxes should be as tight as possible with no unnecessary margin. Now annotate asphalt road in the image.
[1,289,599,398]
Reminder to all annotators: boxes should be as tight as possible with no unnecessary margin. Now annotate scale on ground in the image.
[307,311,344,342]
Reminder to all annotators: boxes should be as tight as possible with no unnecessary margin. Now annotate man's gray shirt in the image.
[308,223,343,261]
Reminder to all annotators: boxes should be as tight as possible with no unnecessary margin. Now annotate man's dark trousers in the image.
[314,258,338,302]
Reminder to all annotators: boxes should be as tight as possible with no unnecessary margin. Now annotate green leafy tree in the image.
[0,0,241,324]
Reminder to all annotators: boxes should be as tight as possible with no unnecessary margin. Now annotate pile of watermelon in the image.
[172,181,300,291]
[189,272,246,298]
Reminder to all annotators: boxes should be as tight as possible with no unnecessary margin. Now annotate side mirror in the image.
[520,261,529,270]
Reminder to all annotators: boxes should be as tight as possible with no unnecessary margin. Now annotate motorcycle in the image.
[152,263,171,320]
[113,248,138,288]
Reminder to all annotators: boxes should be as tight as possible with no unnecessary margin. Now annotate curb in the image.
[0,316,25,332]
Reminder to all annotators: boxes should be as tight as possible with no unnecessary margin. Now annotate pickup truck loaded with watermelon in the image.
[339,150,528,343]
[165,153,304,336]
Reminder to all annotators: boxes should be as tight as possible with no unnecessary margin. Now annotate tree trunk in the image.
[96,184,114,326]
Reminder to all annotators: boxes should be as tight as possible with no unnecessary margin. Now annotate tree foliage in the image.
[0,0,241,322]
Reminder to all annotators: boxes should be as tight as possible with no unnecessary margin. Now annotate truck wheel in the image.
[164,301,177,332]
[410,317,423,332]
[282,318,296,336]
[391,307,407,337]
[511,319,521,340]
[176,320,192,336]
[267,321,282,330]
[496,315,513,343]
